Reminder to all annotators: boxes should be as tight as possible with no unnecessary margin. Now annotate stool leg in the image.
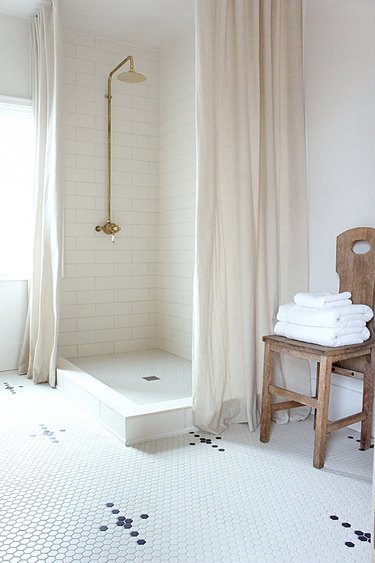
[260,341,274,443]
[313,356,332,469]
[360,350,375,449]
[313,361,320,430]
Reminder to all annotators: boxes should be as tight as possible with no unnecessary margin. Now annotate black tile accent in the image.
[332,514,372,549]
[101,504,150,544]
[3,382,17,395]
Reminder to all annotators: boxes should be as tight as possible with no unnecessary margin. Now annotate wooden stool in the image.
[260,227,375,469]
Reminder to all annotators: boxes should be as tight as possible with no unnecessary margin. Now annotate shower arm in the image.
[95,56,135,238]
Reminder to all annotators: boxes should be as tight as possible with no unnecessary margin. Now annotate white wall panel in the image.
[0,14,31,370]
[0,281,28,371]
[304,0,375,427]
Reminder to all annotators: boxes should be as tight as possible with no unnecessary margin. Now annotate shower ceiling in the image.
[0,0,194,49]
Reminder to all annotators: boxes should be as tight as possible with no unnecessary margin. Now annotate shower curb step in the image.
[56,357,193,445]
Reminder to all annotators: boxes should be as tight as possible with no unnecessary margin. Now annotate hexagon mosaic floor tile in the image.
[0,370,373,562]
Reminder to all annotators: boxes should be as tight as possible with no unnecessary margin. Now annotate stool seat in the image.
[263,334,375,358]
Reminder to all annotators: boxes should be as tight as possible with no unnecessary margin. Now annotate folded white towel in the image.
[294,292,352,308]
[274,321,370,347]
[277,302,373,328]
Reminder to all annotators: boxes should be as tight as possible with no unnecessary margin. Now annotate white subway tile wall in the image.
[156,27,196,360]
[60,27,195,360]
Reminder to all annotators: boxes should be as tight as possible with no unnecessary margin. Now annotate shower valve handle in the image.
[95,221,121,235]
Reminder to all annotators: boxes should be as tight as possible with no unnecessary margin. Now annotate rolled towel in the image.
[274,321,370,347]
[277,302,373,328]
[294,292,352,308]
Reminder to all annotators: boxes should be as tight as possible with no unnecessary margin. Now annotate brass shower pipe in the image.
[95,55,146,240]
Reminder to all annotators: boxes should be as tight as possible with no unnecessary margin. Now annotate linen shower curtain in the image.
[193,0,309,433]
[19,1,62,386]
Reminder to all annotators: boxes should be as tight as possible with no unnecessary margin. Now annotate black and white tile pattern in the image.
[0,370,372,562]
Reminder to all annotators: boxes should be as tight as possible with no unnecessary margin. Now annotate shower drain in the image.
[142,376,160,381]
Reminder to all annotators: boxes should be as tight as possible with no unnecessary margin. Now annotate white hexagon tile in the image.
[0,371,372,562]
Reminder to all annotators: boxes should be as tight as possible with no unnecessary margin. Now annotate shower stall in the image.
[57,26,196,443]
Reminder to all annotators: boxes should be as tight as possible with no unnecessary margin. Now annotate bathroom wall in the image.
[60,26,196,361]
[157,27,196,360]
[0,14,30,370]
[304,0,375,428]
[60,30,160,358]
[0,14,31,99]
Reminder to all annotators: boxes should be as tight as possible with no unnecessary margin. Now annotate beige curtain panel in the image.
[19,0,62,386]
[193,0,309,434]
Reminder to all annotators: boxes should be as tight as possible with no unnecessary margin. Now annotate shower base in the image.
[57,350,193,445]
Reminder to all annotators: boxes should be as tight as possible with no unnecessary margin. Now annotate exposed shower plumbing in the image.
[95,221,121,237]
[95,55,146,242]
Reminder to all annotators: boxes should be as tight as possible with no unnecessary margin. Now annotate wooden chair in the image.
[260,227,375,469]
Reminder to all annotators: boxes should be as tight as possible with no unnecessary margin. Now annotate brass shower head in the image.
[116,55,146,83]
[118,68,146,83]
[108,55,147,84]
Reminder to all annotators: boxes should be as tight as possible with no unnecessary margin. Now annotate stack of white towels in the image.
[274,292,373,347]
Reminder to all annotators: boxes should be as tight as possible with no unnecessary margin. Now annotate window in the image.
[0,98,34,279]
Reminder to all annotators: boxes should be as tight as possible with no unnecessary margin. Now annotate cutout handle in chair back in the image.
[336,227,375,313]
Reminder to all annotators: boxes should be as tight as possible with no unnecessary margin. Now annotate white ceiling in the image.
[0,0,195,49]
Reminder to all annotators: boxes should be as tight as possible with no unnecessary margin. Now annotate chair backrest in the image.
[336,228,375,314]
